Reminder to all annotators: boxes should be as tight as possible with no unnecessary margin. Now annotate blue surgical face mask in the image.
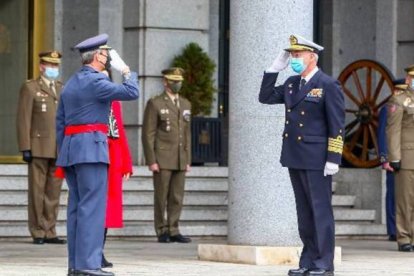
[44,67,59,80]
[290,58,307,74]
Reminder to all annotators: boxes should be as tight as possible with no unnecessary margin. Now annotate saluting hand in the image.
[149,163,160,173]
[267,51,290,73]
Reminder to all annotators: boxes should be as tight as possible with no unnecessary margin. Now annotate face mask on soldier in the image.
[168,81,182,93]
[44,67,59,80]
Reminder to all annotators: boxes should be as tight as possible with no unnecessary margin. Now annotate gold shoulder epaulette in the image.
[328,135,343,154]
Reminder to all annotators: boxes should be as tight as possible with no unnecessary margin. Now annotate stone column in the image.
[227,0,312,246]
[199,0,342,265]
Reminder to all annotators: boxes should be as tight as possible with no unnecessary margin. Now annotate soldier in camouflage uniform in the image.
[386,65,414,252]
[142,67,192,243]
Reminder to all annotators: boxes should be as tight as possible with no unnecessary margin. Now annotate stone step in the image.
[0,191,228,206]
[0,165,229,177]
[0,221,385,237]
[333,208,376,221]
[0,221,227,237]
[335,223,387,236]
[0,205,227,222]
[0,205,375,223]
[332,181,337,193]
[0,177,228,191]
[0,191,352,208]
[332,195,356,207]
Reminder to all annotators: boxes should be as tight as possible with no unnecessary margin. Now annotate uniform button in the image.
[298,136,302,141]
[299,123,303,127]
[289,91,292,94]
[287,109,291,113]
[284,133,288,138]
[179,143,182,146]
[301,111,305,115]
[286,120,289,125]
[339,129,342,133]
[37,134,40,137]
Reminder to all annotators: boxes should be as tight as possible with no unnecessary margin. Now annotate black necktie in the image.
[300,79,306,90]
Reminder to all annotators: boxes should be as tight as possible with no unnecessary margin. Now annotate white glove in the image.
[109,49,128,73]
[266,51,290,73]
[324,161,339,176]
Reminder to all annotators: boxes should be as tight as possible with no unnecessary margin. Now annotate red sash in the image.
[55,124,108,179]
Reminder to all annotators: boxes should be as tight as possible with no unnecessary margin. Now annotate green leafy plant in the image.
[171,42,216,116]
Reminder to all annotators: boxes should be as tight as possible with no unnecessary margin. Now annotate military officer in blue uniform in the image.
[377,80,405,242]
[56,34,139,276]
[259,35,345,276]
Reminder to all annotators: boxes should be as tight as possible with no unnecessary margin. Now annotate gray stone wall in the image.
[331,0,377,78]
[123,0,211,164]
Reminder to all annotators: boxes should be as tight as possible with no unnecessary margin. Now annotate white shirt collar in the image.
[302,67,319,83]
[41,75,52,87]
[166,91,179,103]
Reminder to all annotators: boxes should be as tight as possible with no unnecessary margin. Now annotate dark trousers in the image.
[28,158,63,238]
[153,169,186,236]
[385,171,396,237]
[65,163,108,270]
[288,169,335,271]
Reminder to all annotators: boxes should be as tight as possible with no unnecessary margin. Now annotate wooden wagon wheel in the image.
[338,60,395,168]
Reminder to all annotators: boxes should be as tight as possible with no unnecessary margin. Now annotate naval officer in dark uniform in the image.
[259,35,345,276]
[56,34,139,276]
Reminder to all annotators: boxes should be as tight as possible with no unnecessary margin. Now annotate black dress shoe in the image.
[33,238,44,245]
[75,269,114,276]
[288,267,309,276]
[44,237,67,244]
[398,244,413,252]
[101,254,113,268]
[308,268,334,276]
[157,233,170,243]
[67,268,76,276]
[170,234,191,243]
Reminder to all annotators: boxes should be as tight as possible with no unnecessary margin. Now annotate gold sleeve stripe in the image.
[328,135,343,154]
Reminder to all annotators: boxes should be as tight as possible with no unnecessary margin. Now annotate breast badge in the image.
[183,110,191,121]
[306,88,323,98]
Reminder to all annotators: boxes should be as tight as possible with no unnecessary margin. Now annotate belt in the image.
[64,123,108,135]
[55,123,108,179]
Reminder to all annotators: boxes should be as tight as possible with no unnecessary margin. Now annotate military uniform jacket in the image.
[386,89,414,169]
[56,66,139,167]
[142,92,191,171]
[259,70,345,170]
[17,77,63,158]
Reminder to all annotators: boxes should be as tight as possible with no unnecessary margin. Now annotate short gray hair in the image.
[80,49,99,64]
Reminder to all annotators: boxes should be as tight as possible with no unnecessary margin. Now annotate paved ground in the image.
[0,238,413,276]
